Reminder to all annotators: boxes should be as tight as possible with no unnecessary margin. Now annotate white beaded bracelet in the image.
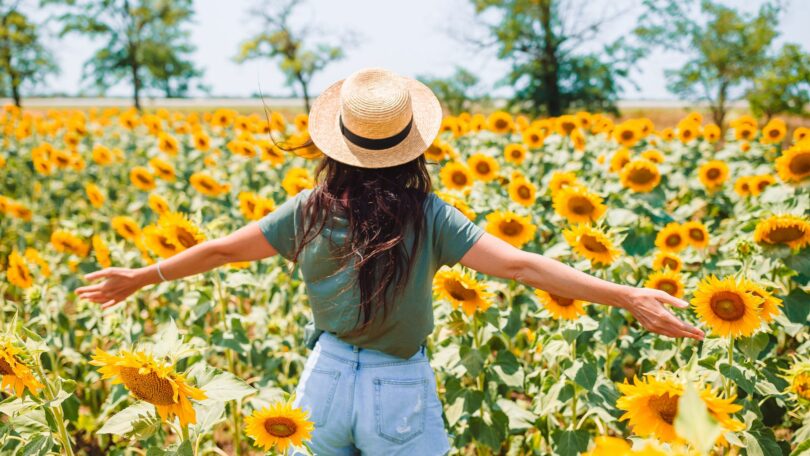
[156,261,168,282]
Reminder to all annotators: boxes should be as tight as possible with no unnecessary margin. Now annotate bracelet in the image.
[156,261,168,282]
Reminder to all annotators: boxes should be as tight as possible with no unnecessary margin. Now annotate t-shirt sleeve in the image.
[257,190,307,261]
[431,194,485,267]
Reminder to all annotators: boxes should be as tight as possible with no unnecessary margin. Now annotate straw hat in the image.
[308,67,443,168]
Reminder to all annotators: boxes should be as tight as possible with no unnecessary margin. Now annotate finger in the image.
[78,291,105,301]
[664,314,705,340]
[75,283,104,294]
[101,299,118,310]
[85,268,121,281]
[654,291,689,309]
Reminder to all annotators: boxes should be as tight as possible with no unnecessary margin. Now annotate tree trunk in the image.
[538,0,561,116]
[131,58,142,111]
[11,77,20,108]
[297,73,310,113]
[713,80,729,129]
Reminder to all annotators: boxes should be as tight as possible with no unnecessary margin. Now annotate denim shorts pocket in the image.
[295,368,340,427]
[373,377,427,444]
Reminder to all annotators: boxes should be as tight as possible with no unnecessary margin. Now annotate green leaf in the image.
[719,365,756,395]
[200,371,255,403]
[674,381,722,454]
[496,398,537,430]
[790,439,810,456]
[737,333,770,360]
[21,434,54,456]
[551,429,590,456]
[783,248,810,276]
[742,426,782,456]
[459,345,485,377]
[782,289,810,324]
[96,402,159,437]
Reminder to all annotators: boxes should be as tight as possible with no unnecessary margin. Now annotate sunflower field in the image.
[0,103,809,456]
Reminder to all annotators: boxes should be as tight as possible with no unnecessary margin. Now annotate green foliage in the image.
[234,0,348,112]
[418,66,491,114]
[469,0,641,116]
[0,7,57,107]
[55,0,204,109]
[636,0,780,127]
[747,43,810,120]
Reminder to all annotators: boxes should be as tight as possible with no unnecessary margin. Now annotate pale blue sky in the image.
[39,0,810,100]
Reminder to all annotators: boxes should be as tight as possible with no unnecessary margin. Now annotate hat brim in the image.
[308,76,443,169]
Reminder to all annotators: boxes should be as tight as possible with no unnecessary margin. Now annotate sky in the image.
[36,0,810,101]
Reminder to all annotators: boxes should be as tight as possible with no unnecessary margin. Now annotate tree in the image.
[234,0,348,112]
[635,0,779,127]
[466,0,641,116]
[141,25,207,98]
[746,43,810,121]
[418,66,490,114]
[55,0,204,110]
[0,2,57,107]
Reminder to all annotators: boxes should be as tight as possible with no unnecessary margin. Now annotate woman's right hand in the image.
[74,267,146,309]
[619,286,705,340]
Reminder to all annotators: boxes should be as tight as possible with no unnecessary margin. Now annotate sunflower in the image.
[571,128,586,151]
[433,268,493,316]
[143,225,183,258]
[6,249,33,289]
[677,123,699,144]
[739,279,782,323]
[753,214,810,250]
[644,270,684,298]
[610,148,631,173]
[24,248,50,277]
[157,133,179,155]
[111,216,142,241]
[703,124,721,143]
[158,212,206,251]
[130,166,156,191]
[682,221,710,249]
[467,153,499,182]
[620,159,661,193]
[257,140,286,166]
[655,223,687,253]
[751,174,776,195]
[487,111,514,134]
[652,251,683,272]
[617,374,744,444]
[698,160,729,191]
[563,224,620,266]
[440,162,474,191]
[90,348,206,426]
[508,177,537,207]
[190,172,231,197]
[534,289,587,320]
[640,149,664,164]
[691,275,763,338]
[775,141,810,183]
[281,167,315,196]
[521,128,545,149]
[733,176,753,197]
[484,211,536,248]
[659,128,675,141]
[504,143,527,164]
[734,124,756,141]
[0,338,43,398]
[294,113,309,132]
[761,119,786,144]
[50,229,90,257]
[92,234,112,268]
[548,171,578,192]
[582,436,632,456]
[553,186,606,223]
[84,182,105,208]
[425,140,448,162]
[148,157,176,182]
[92,144,114,165]
[782,356,810,404]
[436,192,476,221]
[614,122,639,148]
[245,399,315,453]
[148,193,171,215]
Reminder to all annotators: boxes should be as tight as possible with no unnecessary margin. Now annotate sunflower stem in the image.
[181,424,190,443]
[725,337,735,398]
[570,336,578,430]
[33,357,75,456]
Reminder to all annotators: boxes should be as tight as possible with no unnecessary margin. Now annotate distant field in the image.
[3,97,809,128]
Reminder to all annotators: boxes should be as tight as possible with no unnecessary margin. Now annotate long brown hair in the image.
[289,155,432,333]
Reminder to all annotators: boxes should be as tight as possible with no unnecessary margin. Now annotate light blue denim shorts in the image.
[288,331,451,456]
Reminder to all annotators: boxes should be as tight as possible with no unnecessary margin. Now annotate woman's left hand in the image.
[74,267,146,309]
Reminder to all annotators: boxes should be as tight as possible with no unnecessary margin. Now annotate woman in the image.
[75,68,704,455]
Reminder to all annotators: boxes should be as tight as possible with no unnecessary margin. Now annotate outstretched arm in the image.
[75,223,278,309]
[459,233,704,340]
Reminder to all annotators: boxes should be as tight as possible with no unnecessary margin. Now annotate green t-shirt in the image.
[257,188,485,359]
